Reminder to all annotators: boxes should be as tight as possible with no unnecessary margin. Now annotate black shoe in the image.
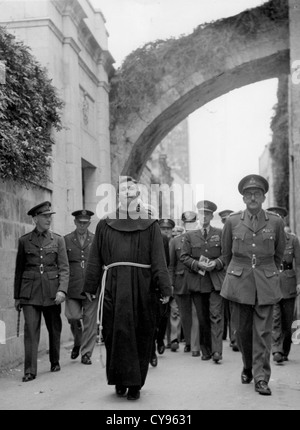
[201,354,211,361]
[50,363,61,372]
[127,386,140,400]
[232,344,239,352]
[71,346,80,360]
[22,373,36,382]
[157,343,165,355]
[241,368,253,384]
[184,345,191,353]
[283,355,289,361]
[81,354,92,365]
[255,380,272,396]
[212,352,222,363]
[170,340,179,352]
[192,351,200,357]
[115,385,127,396]
[273,352,284,363]
[150,354,158,367]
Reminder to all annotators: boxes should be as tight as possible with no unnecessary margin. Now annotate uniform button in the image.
[253,234,256,237]
[252,244,256,247]
[205,249,208,252]
[40,248,43,250]
[40,256,43,259]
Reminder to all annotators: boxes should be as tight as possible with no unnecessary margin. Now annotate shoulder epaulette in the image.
[20,232,31,239]
[229,210,242,217]
[51,231,62,237]
[265,210,280,217]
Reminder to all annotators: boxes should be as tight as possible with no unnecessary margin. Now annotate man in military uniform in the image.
[219,209,239,351]
[181,201,225,363]
[221,175,285,396]
[14,201,69,382]
[267,206,300,363]
[169,211,200,357]
[64,209,97,365]
[150,218,174,366]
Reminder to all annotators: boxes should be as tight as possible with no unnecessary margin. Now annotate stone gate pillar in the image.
[289,0,300,235]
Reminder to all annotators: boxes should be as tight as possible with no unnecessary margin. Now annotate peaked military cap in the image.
[27,201,55,217]
[196,200,217,213]
[158,218,175,229]
[267,206,288,218]
[172,225,185,236]
[72,209,94,222]
[181,211,197,223]
[238,174,269,195]
[219,209,234,220]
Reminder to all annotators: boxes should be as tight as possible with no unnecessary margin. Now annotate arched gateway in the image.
[109,0,300,234]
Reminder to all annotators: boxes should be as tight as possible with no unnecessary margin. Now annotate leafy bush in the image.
[0,26,63,186]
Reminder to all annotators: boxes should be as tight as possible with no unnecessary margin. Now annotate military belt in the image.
[232,256,274,269]
[280,262,293,272]
[25,265,57,274]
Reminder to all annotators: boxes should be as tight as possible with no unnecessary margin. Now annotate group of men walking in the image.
[13,173,300,400]
[14,204,97,382]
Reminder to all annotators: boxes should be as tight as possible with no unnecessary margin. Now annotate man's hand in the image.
[205,260,217,272]
[85,292,96,302]
[160,296,170,304]
[15,299,22,312]
[54,291,66,305]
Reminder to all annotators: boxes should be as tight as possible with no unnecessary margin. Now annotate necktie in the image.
[203,228,207,239]
[252,215,258,230]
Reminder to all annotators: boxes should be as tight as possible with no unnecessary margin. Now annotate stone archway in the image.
[110,0,289,185]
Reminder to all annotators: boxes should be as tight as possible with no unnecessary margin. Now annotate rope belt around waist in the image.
[97,262,151,328]
[96,262,151,368]
[232,256,275,268]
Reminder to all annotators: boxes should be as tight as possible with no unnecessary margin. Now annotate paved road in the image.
[0,339,299,410]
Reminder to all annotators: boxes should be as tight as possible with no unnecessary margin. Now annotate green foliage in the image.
[109,0,288,127]
[269,75,289,209]
[0,26,63,186]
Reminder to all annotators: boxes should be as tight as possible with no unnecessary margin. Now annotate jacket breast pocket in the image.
[44,247,58,265]
[262,232,276,253]
[232,232,245,254]
[191,243,201,259]
[47,271,59,298]
[20,271,35,299]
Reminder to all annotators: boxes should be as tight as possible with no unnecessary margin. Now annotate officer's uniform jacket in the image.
[14,229,69,306]
[169,233,189,295]
[180,226,225,293]
[279,231,300,299]
[221,210,286,305]
[64,230,95,299]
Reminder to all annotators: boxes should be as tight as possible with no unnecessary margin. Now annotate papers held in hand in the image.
[198,255,210,276]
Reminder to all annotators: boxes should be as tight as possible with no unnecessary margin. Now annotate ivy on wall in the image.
[109,0,288,128]
[0,26,63,186]
[269,75,289,209]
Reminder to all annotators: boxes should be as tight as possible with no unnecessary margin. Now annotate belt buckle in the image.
[251,255,256,268]
[81,261,85,269]
[279,263,284,273]
[39,264,44,274]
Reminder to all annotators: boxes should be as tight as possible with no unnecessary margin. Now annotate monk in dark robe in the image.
[82,177,172,401]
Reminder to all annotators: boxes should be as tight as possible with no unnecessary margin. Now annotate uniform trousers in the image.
[23,304,62,376]
[272,297,295,358]
[169,297,181,343]
[231,301,273,383]
[65,293,99,358]
[175,294,200,352]
[192,290,223,357]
